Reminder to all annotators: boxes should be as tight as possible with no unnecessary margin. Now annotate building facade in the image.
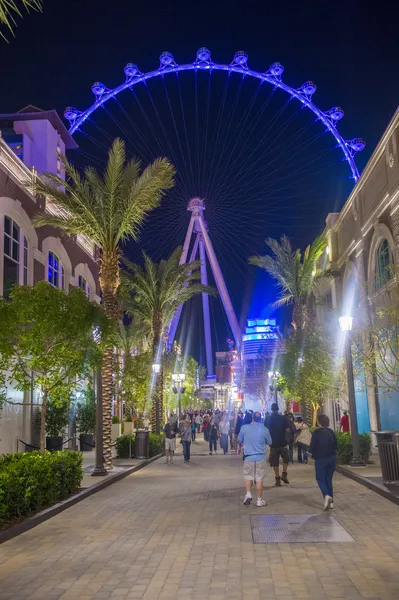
[319,107,399,432]
[0,107,100,454]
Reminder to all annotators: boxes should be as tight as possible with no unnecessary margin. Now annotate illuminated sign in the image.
[247,319,276,327]
[242,333,279,341]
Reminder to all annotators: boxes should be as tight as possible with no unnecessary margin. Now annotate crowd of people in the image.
[162,404,338,511]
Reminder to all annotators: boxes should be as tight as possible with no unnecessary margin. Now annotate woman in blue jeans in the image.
[309,414,338,510]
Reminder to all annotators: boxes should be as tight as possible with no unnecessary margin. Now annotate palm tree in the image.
[33,139,175,467]
[122,247,216,432]
[0,0,42,40]
[249,235,333,330]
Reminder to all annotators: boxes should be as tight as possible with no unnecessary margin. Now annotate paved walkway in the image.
[1,439,399,600]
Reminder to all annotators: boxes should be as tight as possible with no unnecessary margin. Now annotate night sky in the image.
[2,1,399,364]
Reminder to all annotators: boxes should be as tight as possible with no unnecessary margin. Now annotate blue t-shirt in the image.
[238,422,272,462]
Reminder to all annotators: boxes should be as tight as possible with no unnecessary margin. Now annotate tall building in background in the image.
[241,318,285,411]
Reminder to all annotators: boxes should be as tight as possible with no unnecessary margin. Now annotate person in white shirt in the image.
[219,414,231,455]
[195,413,203,433]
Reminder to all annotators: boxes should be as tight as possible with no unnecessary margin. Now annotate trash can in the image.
[135,430,149,459]
[374,430,399,486]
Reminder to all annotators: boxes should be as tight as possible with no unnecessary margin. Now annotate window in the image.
[375,239,393,289]
[4,216,20,297]
[48,251,64,289]
[23,237,28,285]
[78,274,90,298]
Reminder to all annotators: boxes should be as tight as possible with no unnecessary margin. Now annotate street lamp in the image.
[268,370,280,405]
[152,363,161,374]
[339,315,366,466]
[172,373,186,418]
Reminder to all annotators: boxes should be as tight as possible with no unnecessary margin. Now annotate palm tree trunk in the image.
[151,320,163,434]
[100,251,120,470]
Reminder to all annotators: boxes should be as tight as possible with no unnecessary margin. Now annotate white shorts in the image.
[243,460,267,482]
[165,438,176,452]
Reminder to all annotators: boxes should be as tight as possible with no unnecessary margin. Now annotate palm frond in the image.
[0,0,42,40]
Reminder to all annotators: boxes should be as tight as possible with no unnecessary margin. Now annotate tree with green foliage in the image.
[122,247,215,432]
[279,325,338,425]
[0,282,105,454]
[33,139,174,467]
[0,0,42,40]
[249,235,333,330]
[76,386,97,435]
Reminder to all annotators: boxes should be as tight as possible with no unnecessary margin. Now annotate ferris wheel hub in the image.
[188,197,205,215]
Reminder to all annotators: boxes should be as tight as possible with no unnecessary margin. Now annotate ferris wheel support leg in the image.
[199,235,214,377]
[198,217,242,350]
[167,227,199,348]
[180,215,195,265]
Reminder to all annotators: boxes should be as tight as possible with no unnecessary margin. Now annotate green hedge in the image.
[115,434,135,458]
[336,432,372,465]
[0,450,83,522]
[149,433,163,457]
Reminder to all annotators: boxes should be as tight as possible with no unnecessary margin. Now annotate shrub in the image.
[125,415,133,423]
[112,415,120,424]
[76,387,96,434]
[46,400,70,438]
[336,431,372,465]
[0,450,83,522]
[149,433,163,457]
[115,434,135,458]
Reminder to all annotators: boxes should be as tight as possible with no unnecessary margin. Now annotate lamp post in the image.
[339,315,366,466]
[172,373,186,419]
[268,370,280,405]
[92,369,108,477]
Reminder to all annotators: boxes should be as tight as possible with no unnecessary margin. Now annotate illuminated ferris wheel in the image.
[63,48,365,361]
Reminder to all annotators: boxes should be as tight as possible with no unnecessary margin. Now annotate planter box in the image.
[111,423,122,441]
[124,422,135,435]
[46,436,63,452]
[79,433,94,451]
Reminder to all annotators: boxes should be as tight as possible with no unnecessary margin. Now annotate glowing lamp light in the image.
[339,315,353,332]
[172,373,185,383]
[152,363,161,374]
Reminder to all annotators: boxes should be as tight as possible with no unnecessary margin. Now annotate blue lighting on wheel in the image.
[65,49,364,181]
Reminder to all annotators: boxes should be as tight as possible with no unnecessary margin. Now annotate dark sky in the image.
[2,0,399,364]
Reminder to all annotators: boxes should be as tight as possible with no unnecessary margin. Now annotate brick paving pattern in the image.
[1,439,399,599]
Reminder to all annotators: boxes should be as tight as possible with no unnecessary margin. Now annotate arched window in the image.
[78,274,90,298]
[375,239,393,289]
[3,215,29,297]
[48,251,65,290]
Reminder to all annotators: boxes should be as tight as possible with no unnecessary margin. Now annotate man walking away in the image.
[340,411,350,433]
[238,411,272,506]
[296,417,311,463]
[265,403,290,486]
[163,416,177,464]
[209,417,219,455]
[310,414,337,510]
[220,414,230,455]
[181,419,192,463]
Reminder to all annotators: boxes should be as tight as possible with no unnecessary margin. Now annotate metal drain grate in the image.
[250,514,354,543]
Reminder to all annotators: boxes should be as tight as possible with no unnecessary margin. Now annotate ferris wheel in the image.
[63,48,365,352]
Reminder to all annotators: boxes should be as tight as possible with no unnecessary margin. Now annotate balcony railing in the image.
[0,135,37,188]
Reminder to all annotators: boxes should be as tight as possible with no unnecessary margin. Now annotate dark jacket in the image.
[163,422,177,439]
[310,427,337,460]
[285,418,297,445]
[234,416,243,435]
[265,412,287,448]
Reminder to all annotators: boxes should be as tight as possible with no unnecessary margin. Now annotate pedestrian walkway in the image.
[1,439,399,600]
